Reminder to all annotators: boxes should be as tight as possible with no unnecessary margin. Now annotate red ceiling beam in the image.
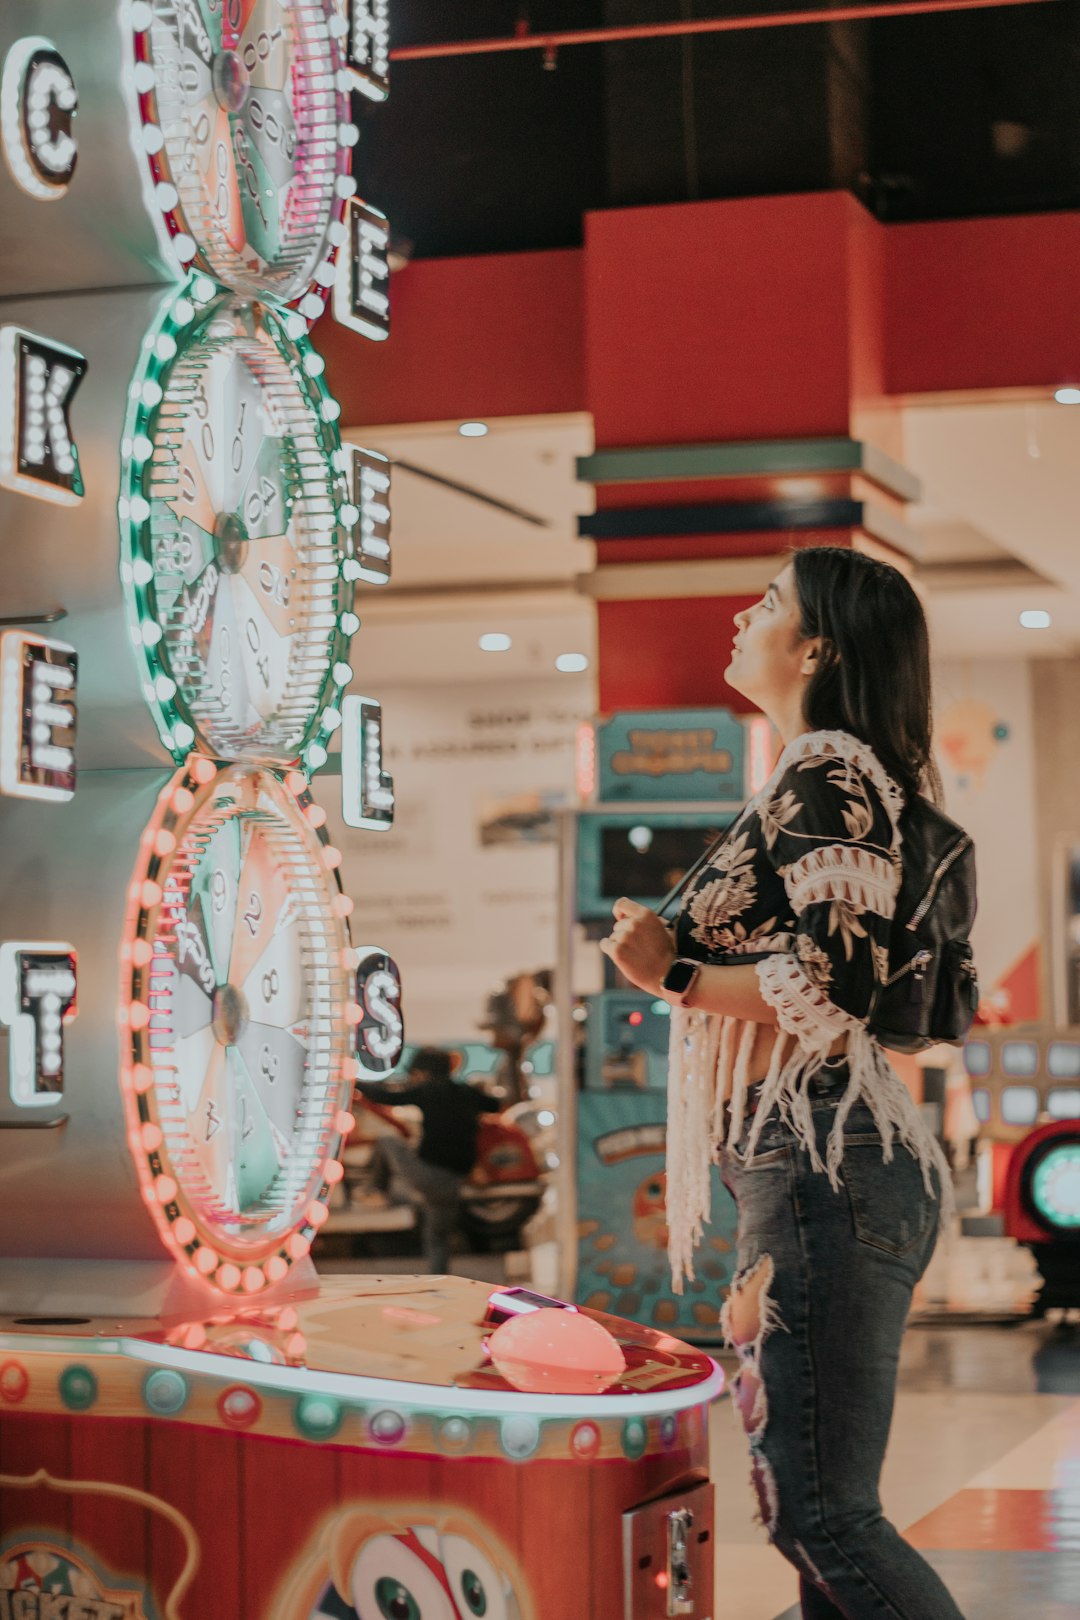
[391,0,1058,61]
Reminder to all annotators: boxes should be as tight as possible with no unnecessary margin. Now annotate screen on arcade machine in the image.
[576,811,734,922]
[598,821,726,903]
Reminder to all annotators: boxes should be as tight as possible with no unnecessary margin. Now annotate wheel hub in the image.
[211,982,249,1046]
[211,49,250,114]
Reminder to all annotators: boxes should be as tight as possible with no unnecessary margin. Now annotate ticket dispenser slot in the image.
[623,1478,714,1618]
[667,1507,694,1614]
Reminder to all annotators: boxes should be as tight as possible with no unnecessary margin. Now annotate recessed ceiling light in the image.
[1019,610,1052,629]
[458,421,489,437]
[555,653,589,673]
[1054,387,1080,405]
[479,633,512,652]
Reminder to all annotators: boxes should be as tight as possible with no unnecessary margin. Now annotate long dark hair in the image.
[791,546,940,805]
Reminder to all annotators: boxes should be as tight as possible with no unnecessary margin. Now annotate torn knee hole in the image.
[723,1254,782,1449]
[731,1364,767,1437]
[721,1252,780,1353]
[750,1449,779,1536]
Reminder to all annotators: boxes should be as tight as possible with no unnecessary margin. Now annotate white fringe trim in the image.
[665,732,949,1292]
[666,1006,720,1291]
[783,844,898,915]
[756,954,863,1050]
[666,1003,954,1292]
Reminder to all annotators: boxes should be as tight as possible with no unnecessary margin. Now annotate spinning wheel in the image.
[120,278,357,767]
[121,758,353,1291]
[126,0,353,303]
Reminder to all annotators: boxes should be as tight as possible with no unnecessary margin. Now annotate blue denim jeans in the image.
[719,1083,966,1620]
[372,1134,462,1274]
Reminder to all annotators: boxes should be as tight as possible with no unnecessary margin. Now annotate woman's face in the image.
[727,564,817,716]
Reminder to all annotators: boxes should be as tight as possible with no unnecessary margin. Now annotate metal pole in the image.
[392,0,1057,62]
[554,807,580,1303]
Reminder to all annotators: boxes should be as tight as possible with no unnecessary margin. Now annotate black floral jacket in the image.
[674,730,905,1040]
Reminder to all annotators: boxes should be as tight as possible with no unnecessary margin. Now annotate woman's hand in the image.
[599,898,676,994]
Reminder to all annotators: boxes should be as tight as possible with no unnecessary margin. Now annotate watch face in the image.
[663,959,697,994]
[120,277,357,767]
[121,759,352,1289]
[126,0,354,304]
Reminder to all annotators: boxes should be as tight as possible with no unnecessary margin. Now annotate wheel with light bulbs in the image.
[121,755,355,1293]
[120,274,359,770]
[124,0,355,306]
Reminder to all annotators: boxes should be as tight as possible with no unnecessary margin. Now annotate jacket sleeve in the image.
[355,1078,427,1106]
[754,753,900,1050]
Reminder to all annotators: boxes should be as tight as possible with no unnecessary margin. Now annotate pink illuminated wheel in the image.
[121,759,352,1293]
[126,0,354,306]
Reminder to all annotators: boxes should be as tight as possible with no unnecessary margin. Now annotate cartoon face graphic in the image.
[632,1170,669,1251]
[346,1526,519,1620]
[277,1507,529,1620]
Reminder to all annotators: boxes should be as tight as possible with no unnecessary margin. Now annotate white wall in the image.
[329,677,592,1041]
[933,657,1041,1015]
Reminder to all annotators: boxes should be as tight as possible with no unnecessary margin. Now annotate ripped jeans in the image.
[719,1082,967,1620]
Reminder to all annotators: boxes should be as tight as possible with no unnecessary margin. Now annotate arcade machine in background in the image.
[557,709,769,1342]
[963,1027,1080,1312]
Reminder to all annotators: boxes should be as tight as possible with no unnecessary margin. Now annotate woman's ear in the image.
[801,636,837,677]
[800,636,824,678]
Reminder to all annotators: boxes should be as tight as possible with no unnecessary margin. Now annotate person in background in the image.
[355,1047,501,1274]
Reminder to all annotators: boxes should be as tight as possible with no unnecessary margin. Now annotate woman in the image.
[602,547,966,1620]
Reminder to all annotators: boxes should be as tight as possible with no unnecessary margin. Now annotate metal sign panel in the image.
[596,709,746,803]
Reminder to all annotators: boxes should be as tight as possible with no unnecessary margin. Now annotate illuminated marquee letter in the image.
[1,36,78,201]
[347,0,390,102]
[0,942,77,1106]
[354,947,403,1078]
[347,447,391,585]
[341,694,394,830]
[333,198,390,342]
[0,631,77,801]
[0,326,86,503]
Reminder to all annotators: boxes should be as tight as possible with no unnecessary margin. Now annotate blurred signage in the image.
[0,1537,148,1619]
[596,708,746,803]
[575,1089,734,1341]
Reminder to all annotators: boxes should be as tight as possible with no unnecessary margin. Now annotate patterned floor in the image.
[710,1320,1080,1619]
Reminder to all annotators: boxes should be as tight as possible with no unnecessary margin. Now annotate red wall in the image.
[584,193,860,447]
[321,197,1080,721]
[318,247,584,427]
[883,212,1080,397]
[597,596,758,713]
[320,198,1080,430]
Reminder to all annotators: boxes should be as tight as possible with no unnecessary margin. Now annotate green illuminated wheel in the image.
[125,0,355,307]
[120,275,359,768]
[1027,1139,1080,1233]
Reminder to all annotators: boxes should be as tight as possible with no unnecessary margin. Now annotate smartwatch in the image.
[661,957,703,1006]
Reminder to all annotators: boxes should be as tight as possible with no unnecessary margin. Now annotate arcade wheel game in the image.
[0,1281,721,1619]
[0,6,724,1617]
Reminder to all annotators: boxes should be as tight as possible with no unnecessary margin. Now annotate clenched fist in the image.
[599,897,676,995]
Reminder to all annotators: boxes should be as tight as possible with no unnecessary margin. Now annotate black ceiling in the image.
[355,0,1080,261]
